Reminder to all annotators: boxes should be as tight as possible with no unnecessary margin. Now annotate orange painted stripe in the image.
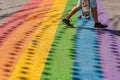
[0,0,55,79]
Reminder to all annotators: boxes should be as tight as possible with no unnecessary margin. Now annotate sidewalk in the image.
[0,0,120,80]
[101,0,120,40]
[101,0,120,30]
[0,0,31,24]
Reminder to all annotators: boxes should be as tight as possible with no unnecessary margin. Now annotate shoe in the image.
[94,22,108,29]
[62,18,74,28]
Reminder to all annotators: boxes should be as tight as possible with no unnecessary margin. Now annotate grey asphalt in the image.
[101,0,120,30]
[0,0,31,24]
[101,0,120,40]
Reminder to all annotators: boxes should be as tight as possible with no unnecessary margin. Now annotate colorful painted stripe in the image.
[73,14,103,80]
[41,0,78,80]
[73,0,120,80]
[96,0,120,80]
[0,0,55,80]
[0,0,43,47]
[0,0,120,80]
[9,0,67,80]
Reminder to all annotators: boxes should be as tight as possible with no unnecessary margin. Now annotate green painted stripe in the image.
[41,0,78,80]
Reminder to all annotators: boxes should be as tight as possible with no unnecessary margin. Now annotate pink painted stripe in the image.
[0,0,43,47]
[96,0,120,80]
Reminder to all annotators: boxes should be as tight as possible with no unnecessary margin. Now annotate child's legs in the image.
[90,0,99,23]
[66,0,81,20]
[91,7,99,23]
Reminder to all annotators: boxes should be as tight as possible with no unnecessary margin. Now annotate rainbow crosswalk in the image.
[0,0,120,80]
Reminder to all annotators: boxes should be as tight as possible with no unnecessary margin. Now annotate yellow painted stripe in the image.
[9,0,68,80]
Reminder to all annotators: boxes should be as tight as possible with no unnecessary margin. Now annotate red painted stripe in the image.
[0,0,43,47]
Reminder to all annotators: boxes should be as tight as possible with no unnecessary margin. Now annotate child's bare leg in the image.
[91,7,99,23]
[62,6,81,27]
[92,7,107,28]
[66,6,81,20]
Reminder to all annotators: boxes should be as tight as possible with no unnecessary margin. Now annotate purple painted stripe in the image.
[96,0,120,80]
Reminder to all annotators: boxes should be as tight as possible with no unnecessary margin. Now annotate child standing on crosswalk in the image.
[62,0,107,28]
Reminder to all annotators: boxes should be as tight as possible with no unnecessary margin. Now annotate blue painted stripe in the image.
[73,12,103,80]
